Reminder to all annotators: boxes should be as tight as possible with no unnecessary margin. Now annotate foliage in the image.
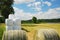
[0,0,14,19]
[21,20,33,24]
[37,18,60,23]
[21,18,60,24]
[32,17,37,23]
[1,6,14,18]
[0,17,5,23]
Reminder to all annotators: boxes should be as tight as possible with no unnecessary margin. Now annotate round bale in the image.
[34,29,60,40]
[2,30,28,40]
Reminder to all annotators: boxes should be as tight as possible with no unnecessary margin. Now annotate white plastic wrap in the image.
[34,29,59,40]
[13,18,21,30]
[5,14,21,30]
[5,19,13,26]
[9,14,15,19]
[5,19,14,30]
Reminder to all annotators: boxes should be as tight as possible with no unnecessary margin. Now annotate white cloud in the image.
[34,2,42,11]
[14,0,35,4]
[34,2,41,6]
[43,1,52,6]
[36,8,60,19]
[13,7,33,20]
[27,4,32,7]
[13,7,60,20]
[27,2,41,7]
[27,2,42,12]
[27,1,52,12]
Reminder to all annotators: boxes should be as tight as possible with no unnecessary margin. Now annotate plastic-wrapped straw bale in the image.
[9,14,15,19]
[5,19,14,30]
[13,18,21,30]
[34,29,60,40]
[2,30,27,40]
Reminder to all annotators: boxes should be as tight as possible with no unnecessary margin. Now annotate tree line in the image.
[0,16,60,23]
[21,17,60,24]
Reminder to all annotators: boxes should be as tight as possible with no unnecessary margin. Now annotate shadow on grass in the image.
[22,28,30,32]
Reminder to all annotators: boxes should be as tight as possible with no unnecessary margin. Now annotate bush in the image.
[32,17,37,23]
[0,17,5,23]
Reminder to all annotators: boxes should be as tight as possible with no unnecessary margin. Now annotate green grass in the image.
[0,23,5,40]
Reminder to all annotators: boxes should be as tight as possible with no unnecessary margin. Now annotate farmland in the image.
[0,23,60,40]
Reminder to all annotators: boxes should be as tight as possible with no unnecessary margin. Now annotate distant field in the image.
[0,23,60,40]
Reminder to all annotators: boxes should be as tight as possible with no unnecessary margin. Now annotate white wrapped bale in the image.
[9,14,15,19]
[5,19,21,30]
[13,18,21,30]
[14,18,21,26]
[34,29,60,40]
[2,30,27,40]
[5,19,14,31]
[8,14,21,30]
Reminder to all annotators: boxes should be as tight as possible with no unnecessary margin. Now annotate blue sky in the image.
[13,0,60,20]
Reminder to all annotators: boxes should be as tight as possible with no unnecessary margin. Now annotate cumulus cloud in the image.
[27,2,41,7]
[14,0,35,4]
[13,7,60,20]
[27,2,42,12]
[36,8,60,19]
[43,1,52,6]
[13,7,33,20]
[27,1,52,12]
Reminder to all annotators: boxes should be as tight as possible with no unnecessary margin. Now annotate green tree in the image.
[32,17,37,23]
[0,0,14,19]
